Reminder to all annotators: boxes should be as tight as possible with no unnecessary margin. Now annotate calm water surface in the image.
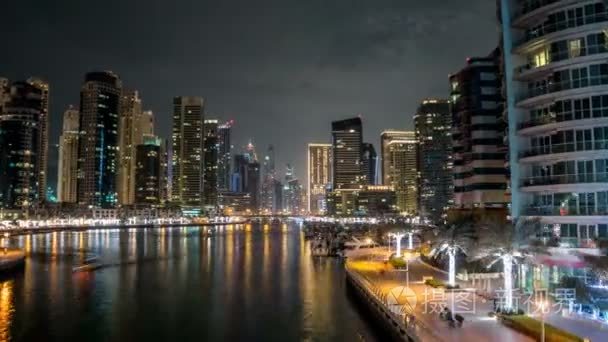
[0,222,379,341]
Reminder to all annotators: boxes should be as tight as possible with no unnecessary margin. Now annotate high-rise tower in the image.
[0,82,43,209]
[415,99,453,223]
[332,117,363,189]
[76,71,122,207]
[27,77,49,202]
[307,143,332,214]
[171,96,204,206]
[381,131,418,214]
[203,119,219,207]
[58,106,80,203]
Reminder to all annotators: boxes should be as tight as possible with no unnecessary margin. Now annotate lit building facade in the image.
[118,90,154,205]
[381,131,418,214]
[415,99,453,223]
[500,0,608,250]
[171,96,204,206]
[58,106,80,203]
[362,142,377,185]
[217,120,233,191]
[0,82,43,209]
[27,77,49,202]
[77,71,122,207]
[307,143,332,214]
[332,117,363,189]
[135,136,161,205]
[261,145,277,213]
[450,50,508,209]
[232,144,261,212]
[203,119,219,207]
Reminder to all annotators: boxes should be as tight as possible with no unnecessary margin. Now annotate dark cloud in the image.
[1,0,498,187]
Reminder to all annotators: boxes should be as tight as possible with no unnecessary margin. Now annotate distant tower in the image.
[171,96,204,206]
[58,106,80,203]
[362,142,377,185]
[27,77,50,202]
[381,131,418,214]
[332,117,363,189]
[307,143,332,214]
[0,81,43,209]
[415,99,452,223]
[261,144,276,213]
[217,120,233,191]
[76,71,122,207]
[118,90,155,205]
[203,119,219,207]
[135,136,162,205]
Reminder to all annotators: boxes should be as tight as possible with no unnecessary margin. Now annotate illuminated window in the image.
[568,39,583,58]
[532,49,548,67]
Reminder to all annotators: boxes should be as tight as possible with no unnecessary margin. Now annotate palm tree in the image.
[432,219,476,287]
[471,218,541,311]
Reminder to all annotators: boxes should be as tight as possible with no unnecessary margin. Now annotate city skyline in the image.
[1,0,498,190]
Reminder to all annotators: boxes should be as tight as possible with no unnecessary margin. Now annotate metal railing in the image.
[516,12,608,46]
[519,140,608,158]
[518,75,608,102]
[524,205,608,216]
[515,44,608,76]
[522,172,608,186]
[557,237,598,249]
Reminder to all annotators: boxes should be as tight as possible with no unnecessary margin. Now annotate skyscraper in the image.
[58,106,80,203]
[135,136,161,205]
[0,81,43,209]
[203,119,219,207]
[261,145,277,213]
[0,78,9,113]
[500,1,608,249]
[381,131,418,214]
[231,144,261,212]
[27,77,49,202]
[450,50,507,209]
[76,71,122,207]
[415,99,453,223]
[118,90,154,205]
[332,117,363,189]
[307,143,332,214]
[217,120,233,191]
[381,130,410,185]
[362,142,377,185]
[171,96,204,206]
[283,164,303,214]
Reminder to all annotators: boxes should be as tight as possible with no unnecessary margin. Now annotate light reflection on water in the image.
[0,223,378,341]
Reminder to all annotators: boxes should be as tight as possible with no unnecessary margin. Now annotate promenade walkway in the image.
[348,254,533,342]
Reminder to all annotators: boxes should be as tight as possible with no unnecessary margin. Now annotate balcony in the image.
[524,205,608,216]
[518,115,608,136]
[519,140,608,159]
[514,12,608,49]
[517,75,608,107]
[514,44,608,80]
[521,173,608,187]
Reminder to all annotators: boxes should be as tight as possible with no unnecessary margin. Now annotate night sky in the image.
[2,0,498,190]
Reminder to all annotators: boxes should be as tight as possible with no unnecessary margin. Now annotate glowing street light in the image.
[407,232,413,250]
[389,232,406,257]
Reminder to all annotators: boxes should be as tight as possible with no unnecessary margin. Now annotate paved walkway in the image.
[348,256,533,342]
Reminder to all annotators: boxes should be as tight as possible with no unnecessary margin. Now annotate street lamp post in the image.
[393,233,405,257]
[539,300,547,342]
[407,232,413,250]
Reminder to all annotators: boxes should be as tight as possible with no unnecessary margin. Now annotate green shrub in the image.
[500,315,583,342]
[388,257,407,268]
[424,278,445,288]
